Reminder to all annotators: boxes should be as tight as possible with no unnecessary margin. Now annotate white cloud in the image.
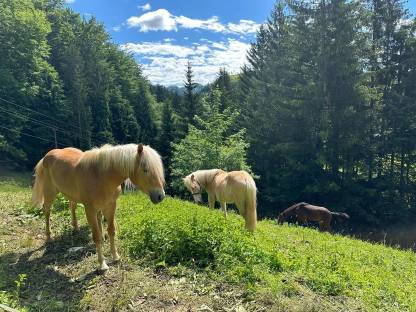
[65,0,76,3]
[126,9,260,35]
[175,15,226,32]
[126,9,177,32]
[139,3,151,11]
[112,26,121,32]
[121,42,195,57]
[227,19,260,34]
[120,39,250,86]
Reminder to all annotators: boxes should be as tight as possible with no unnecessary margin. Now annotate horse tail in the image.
[32,158,45,208]
[330,212,350,222]
[244,176,257,232]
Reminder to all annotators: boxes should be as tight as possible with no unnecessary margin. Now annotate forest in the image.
[1,0,415,227]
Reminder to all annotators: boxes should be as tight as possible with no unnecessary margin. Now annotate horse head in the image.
[183,173,203,204]
[130,144,165,204]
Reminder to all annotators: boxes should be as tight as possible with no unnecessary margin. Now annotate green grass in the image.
[117,194,416,312]
[1,171,416,311]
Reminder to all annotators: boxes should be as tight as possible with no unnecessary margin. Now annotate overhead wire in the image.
[0,96,113,147]
[0,125,65,147]
[0,96,80,131]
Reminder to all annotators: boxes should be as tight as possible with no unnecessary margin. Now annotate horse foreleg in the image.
[86,207,108,272]
[69,201,79,231]
[208,193,215,210]
[298,216,308,227]
[220,202,228,219]
[103,204,120,262]
[97,211,105,242]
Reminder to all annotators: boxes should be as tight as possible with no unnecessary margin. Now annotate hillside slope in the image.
[1,172,415,311]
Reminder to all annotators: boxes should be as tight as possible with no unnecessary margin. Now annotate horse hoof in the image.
[113,255,121,263]
[98,262,109,273]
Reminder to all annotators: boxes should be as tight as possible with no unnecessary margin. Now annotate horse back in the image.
[43,148,83,168]
[226,171,256,188]
[300,204,331,221]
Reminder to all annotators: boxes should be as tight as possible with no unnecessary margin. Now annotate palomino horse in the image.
[183,169,257,231]
[277,202,349,231]
[32,143,165,271]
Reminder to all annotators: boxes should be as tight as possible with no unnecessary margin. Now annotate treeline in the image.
[238,0,416,225]
[0,0,160,166]
[1,0,416,226]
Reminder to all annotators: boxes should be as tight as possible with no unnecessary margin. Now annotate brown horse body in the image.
[277,202,349,231]
[32,144,165,271]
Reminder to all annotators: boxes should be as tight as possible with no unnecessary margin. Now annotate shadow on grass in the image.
[0,225,102,311]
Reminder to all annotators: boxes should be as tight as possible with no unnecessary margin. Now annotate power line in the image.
[0,96,80,132]
[0,96,116,147]
[0,105,108,146]
[0,125,65,147]
[0,106,66,132]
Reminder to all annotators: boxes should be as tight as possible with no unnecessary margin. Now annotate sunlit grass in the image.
[1,173,416,312]
[118,193,416,312]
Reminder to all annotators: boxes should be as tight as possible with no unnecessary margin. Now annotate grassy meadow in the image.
[1,171,416,311]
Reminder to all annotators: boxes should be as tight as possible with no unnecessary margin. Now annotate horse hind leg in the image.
[43,188,58,242]
[319,217,331,232]
[69,201,79,231]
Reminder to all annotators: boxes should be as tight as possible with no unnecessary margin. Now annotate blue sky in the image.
[66,0,416,86]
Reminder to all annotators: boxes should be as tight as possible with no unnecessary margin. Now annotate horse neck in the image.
[199,169,222,189]
[100,166,128,190]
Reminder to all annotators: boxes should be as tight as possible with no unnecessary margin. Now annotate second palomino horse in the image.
[183,169,257,231]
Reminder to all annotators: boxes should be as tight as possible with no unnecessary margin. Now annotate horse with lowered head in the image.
[277,202,349,231]
[32,143,165,271]
[183,169,257,232]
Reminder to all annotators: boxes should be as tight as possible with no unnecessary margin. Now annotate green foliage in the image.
[118,193,416,311]
[0,273,28,312]
[239,0,416,225]
[170,88,252,191]
[0,0,159,167]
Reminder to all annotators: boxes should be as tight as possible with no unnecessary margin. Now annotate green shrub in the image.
[117,193,416,311]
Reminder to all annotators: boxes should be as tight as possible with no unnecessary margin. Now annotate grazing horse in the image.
[183,169,257,232]
[32,143,165,271]
[277,202,349,231]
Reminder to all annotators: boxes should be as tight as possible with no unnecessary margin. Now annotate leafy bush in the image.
[170,88,253,192]
[118,193,416,311]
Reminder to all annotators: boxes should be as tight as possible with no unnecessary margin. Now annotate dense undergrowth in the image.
[118,194,416,312]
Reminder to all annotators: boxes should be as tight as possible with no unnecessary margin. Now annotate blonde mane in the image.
[80,144,164,181]
[185,169,223,188]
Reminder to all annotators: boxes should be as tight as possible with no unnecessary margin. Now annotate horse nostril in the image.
[157,193,165,202]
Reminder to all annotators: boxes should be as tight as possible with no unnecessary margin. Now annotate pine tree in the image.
[182,61,199,130]
[214,68,233,111]
[159,100,175,186]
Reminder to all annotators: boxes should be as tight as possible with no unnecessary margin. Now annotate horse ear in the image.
[137,143,144,155]
[191,174,195,181]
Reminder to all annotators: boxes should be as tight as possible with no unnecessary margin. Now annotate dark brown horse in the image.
[277,202,349,231]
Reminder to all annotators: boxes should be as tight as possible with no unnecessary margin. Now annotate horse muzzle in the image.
[150,189,165,204]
